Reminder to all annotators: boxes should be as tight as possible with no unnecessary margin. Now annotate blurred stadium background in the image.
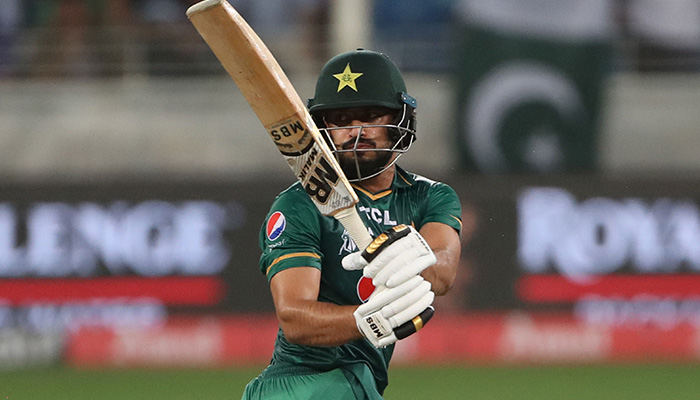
[2,0,700,398]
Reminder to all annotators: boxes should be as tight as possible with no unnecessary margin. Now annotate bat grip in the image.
[334,207,372,249]
[334,208,434,341]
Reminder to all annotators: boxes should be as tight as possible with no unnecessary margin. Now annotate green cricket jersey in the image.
[258,166,462,395]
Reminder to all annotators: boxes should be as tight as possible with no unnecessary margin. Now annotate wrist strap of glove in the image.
[394,306,434,339]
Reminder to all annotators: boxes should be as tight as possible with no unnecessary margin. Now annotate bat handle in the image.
[334,207,434,341]
[334,207,373,249]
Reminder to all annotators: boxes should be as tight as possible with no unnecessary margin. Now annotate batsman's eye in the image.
[324,107,395,127]
[325,111,351,126]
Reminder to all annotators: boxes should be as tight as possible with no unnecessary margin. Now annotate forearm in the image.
[421,247,457,296]
[419,223,461,296]
[276,300,363,346]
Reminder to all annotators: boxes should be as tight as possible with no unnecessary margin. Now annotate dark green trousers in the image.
[241,363,383,400]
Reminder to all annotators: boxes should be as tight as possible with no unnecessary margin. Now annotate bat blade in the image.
[187,0,368,247]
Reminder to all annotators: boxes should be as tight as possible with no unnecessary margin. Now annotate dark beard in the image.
[338,150,393,181]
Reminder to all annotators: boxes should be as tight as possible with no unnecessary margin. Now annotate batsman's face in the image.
[323,107,398,180]
[324,107,396,162]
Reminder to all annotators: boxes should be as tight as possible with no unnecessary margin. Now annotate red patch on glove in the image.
[357,276,376,303]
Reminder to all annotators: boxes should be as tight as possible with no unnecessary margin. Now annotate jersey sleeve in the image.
[420,182,463,235]
[258,186,323,281]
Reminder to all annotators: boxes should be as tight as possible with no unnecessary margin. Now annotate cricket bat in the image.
[186,0,432,339]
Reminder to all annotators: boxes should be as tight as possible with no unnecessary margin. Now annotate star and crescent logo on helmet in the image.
[266,211,286,241]
[333,63,363,92]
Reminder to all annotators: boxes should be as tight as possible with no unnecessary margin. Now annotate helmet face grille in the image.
[319,103,416,182]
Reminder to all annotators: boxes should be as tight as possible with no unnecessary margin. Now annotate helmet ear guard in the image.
[393,93,417,151]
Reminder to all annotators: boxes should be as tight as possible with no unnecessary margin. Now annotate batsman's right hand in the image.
[354,275,434,348]
[343,224,436,288]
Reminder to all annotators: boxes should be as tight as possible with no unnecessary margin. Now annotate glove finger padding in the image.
[362,275,424,312]
[383,284,434,328]
[364,226,436,287]
[341,224,412,272]
[341,250,366,271]
[373,248,436,288]
[361,227,418,277]
[341,225,436,289]
[354,276,434,348]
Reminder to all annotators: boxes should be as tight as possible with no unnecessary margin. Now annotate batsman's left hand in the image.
[343,224,436,288]
[354,275,434,348]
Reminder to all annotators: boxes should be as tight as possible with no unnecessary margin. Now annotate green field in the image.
[2,363,699,399]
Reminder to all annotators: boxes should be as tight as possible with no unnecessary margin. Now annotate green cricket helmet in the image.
[307,49,417,181]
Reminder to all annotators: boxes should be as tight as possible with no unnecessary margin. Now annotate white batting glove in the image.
[354,275,434,348]
[343,225,437,288]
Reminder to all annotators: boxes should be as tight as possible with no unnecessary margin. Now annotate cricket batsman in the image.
[242,49,462,399]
